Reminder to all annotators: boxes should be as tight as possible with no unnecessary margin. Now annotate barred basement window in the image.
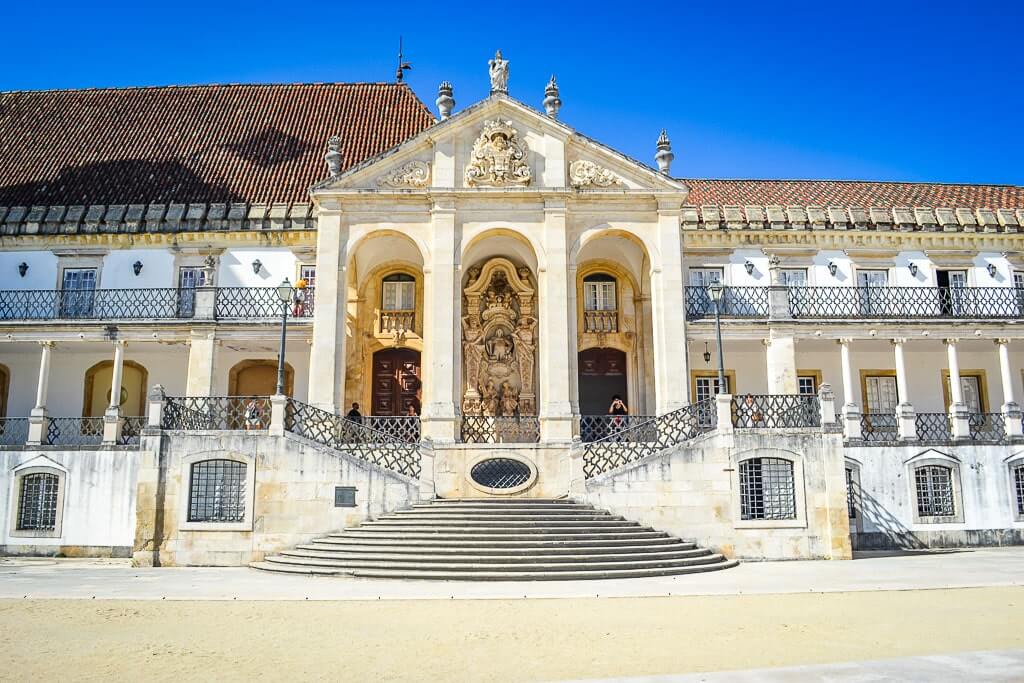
[739,458,796,520]
[845,467,857,519]
[1013,464,1024,516]
[915,465,955,518]
[17,472,60,531]
[188,459,247,523]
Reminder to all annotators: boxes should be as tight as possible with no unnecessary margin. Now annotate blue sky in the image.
[3,1,1022,185]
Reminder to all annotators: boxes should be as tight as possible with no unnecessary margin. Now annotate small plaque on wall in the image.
[335,486,357,507]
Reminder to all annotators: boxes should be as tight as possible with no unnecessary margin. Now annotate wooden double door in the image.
[577,348,628,415]
[371,349,422,416]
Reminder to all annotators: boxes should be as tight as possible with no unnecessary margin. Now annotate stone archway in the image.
[228,360,294,397]
[83,360,148,417]
[461,257,537,417]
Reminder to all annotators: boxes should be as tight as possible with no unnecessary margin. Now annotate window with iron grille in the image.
[845,467,857,519]
[188,460,247,523]
[17,472,60,531]
[914,465,955,518]
[1013,464,1024,516]
[739,458,796,520]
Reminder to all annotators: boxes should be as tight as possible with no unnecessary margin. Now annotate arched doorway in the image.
[371,348,421,415]
[577,348,627,415]
[228,360,294,397]
[83,361,148,417]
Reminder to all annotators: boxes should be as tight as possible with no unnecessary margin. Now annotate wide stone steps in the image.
[253,497,737,580]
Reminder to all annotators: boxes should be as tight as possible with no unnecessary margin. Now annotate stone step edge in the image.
[262,553,727,571]
[285,548,713,562]
[302,542,698,553]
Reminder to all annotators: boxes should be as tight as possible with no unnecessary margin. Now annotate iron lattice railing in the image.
[46,417,104,446]
[379,310,415,334]
[915,412,952,441]
[583,310,618,333]
[118,416,146,445]
[580,415,655,443]
[0,288,186,320]
[214,287,316,319]
[162,396,271,430]
[583,399,716,479]
[0,417,29,446]
[789,286,1024,319]
[969,413,1006,442]
[460,416,541,444]
[284,399,420,477]
[364,416,421,443]
[731,394,821,429]
[684,286,770,320]
[857,413,899,442]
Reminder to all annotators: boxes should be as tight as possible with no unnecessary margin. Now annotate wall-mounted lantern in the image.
[908,263,919,277]
[133,260,144,276]
[17,262,28,278]
[703,341,711,364]
[744,260,755,275]
[252,259,263,275]
[827,261,838,277]
[987,263,998,278]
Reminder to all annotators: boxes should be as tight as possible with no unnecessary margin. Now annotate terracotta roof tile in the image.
[0,83,435,206]
[684,179,1024,209]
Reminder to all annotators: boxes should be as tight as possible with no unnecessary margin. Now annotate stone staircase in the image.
[252,498,737,580]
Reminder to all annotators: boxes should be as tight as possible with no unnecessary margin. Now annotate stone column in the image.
[103,340,127,444]
[186,330,218,396]
[538,197,575,441]
[420,197,460,442]
[839,338,861,439]
[650,200,690,413]
[946,339,970,439]
[765,331,798,394]
[893,338,917,440]
[27,341,53,445]
[996,339,1023,438]
[767,256,791,321]
[307,210,348,412]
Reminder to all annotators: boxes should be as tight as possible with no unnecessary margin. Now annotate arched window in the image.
[382,273,416,311]
[17,472,60,531]
[583,273,617,312]
[1011,463,1024,517]
[188,460,247,523]
[914,465,955,518]
[739,458,796,520]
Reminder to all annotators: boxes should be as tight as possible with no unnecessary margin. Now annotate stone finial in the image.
[436,81,455,120]
[543,75,561,118]
[488,50,509,94]
[324,135,344,177]
[655,129,674,175]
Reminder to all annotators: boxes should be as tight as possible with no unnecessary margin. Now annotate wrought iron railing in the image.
[970,413,1006,442]
[364,416,421,443]
[0,288,186,320]
[789,286,1024,319]
[583,310,618,333]
[379,310,416,334]
[118,416,146,445]
[460,415,541,444]
[685,286,770,320]
[284,399,420,477]
[916,412,952,441]
[46,417,104,446]
[161,396,271,430]
[580,415,655,442]
[731,394,821,429]
[215,287,315,319]
[583,399,717,478]
[0,417,29,446]
[857,413,899,442]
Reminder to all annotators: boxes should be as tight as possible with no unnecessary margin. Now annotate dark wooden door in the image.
[371,349,422,416]
[577,348,628,415]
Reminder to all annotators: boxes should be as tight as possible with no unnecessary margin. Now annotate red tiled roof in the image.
[684,179,1024,209]
[0,83,435,206]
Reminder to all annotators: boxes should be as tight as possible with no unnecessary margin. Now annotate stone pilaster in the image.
[764,332,797,395]
[421,197,460,442]
[538,197,575,441]
[651,200,689,413]
[307,210,349,412]
[185,329,218,396]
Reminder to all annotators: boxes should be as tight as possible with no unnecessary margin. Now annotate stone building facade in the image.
[1,59,1023,564]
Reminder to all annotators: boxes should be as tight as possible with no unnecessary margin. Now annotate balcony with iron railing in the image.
[0,287,315,322]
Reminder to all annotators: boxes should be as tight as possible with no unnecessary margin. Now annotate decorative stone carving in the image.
[488,50,509,94]
[462,258,537,416]
[324,136,344,177]
[465,120,531,187]
[569,160,623,189]
[376,160,430,189]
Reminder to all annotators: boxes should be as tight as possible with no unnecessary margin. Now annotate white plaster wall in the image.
[100,249,175,289]
[218,249,299,287]
[0,251,57,290]
[0,449,139,554]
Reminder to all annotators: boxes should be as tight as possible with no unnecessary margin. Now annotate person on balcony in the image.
[608,395,629,440]
[346,402,362,424]
[291,279,308,317]
[244,399,265,430]
[743,394,764,425]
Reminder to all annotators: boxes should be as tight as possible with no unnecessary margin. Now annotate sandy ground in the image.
[0,586,1021,682]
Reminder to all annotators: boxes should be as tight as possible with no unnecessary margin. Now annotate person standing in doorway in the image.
[346,402,362,423]
[608,395,629,440]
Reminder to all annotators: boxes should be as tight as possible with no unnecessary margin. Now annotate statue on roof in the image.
[488,50,509,94]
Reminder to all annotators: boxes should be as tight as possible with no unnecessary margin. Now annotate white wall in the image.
[0,251,58,290]
[219,249,300,287]
[101,249,175,289]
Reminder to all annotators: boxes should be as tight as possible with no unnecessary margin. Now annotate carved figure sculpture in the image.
[488,50,509,94]
[465,120,531,187]
[486,328,513,362]
[500,381,519,416]
[481,381,499,417]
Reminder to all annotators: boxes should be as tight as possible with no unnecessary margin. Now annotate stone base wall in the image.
[582,430,853,561]
[133,431,421,567]
[433,443,570,498]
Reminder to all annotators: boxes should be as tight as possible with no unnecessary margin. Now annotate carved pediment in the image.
[569,159,624,189]
[465,120,531,187]
[376,160,430,189]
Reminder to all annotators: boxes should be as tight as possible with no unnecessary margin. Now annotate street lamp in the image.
[274,278,294,396]
[707,282,727,393]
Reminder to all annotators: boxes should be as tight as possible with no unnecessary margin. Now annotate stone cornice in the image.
[683,228,1024,252]
[0,229,317,250]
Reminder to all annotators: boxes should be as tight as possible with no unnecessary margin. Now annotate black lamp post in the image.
[275,278,294,396]
[708,282,727,393]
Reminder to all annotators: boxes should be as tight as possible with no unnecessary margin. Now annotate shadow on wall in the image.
[854,486,928,552]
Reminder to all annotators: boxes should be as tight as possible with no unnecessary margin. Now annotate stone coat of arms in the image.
[465,120,531,187]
